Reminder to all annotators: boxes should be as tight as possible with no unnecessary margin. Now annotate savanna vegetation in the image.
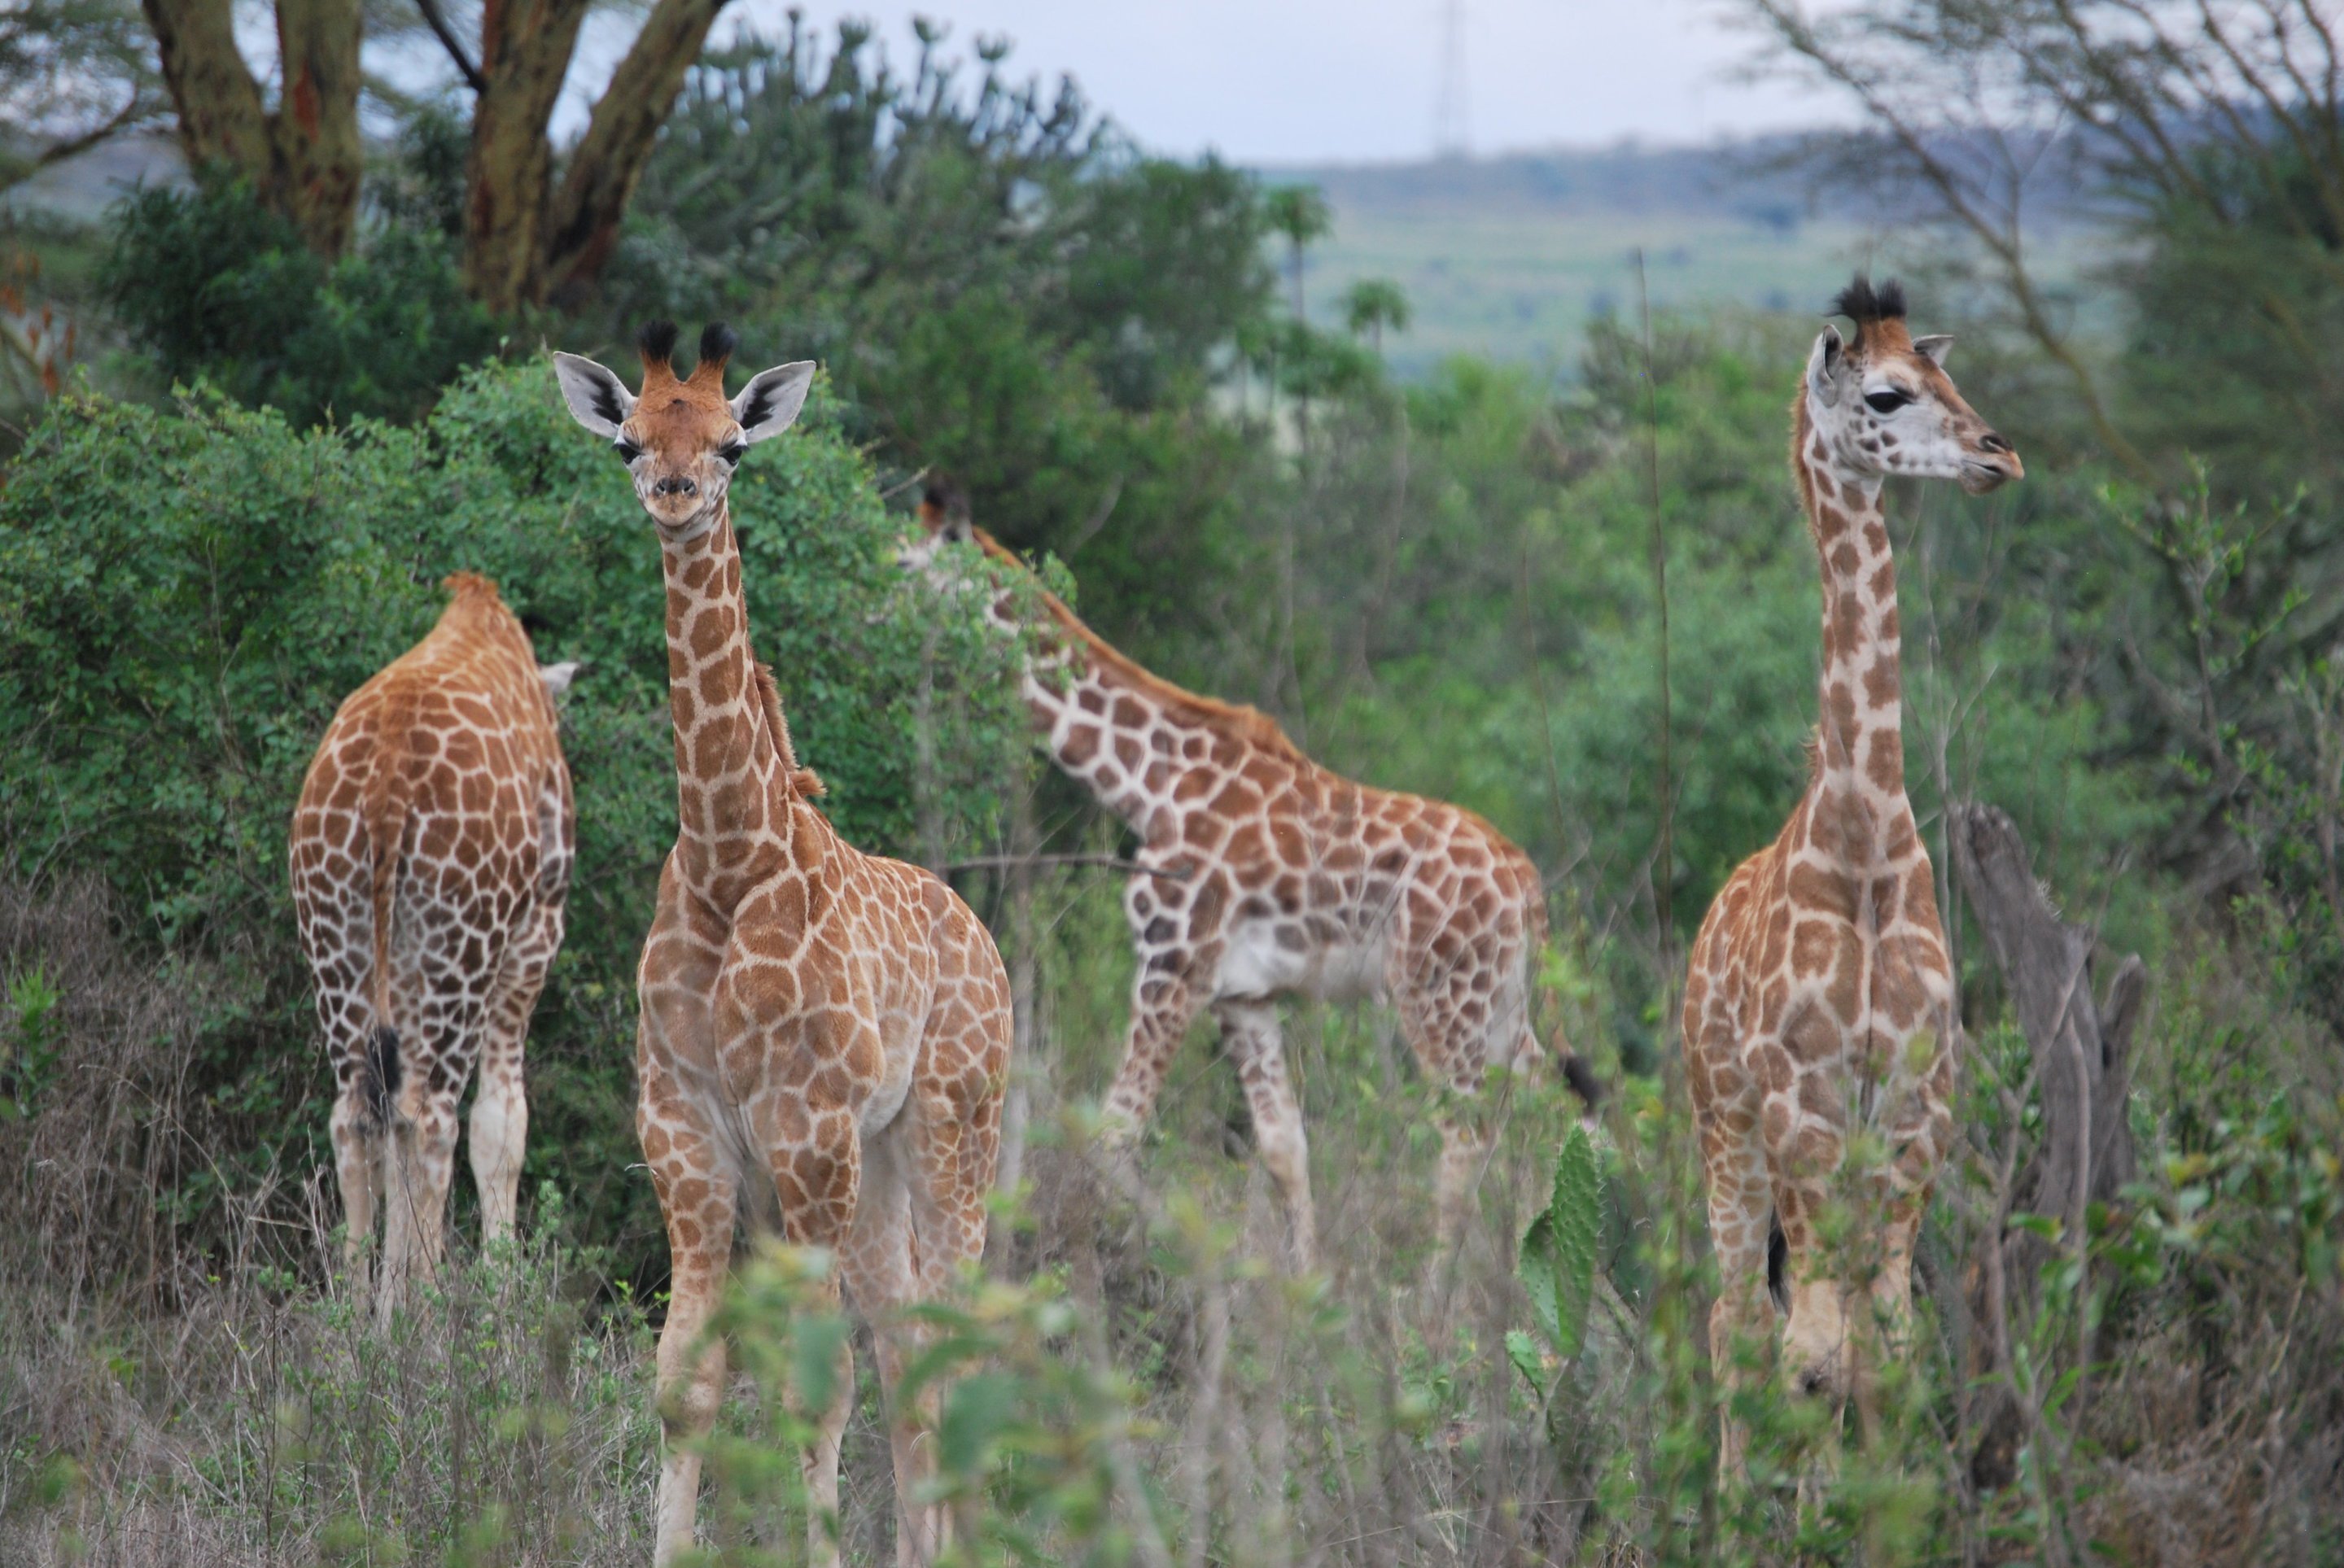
[2,1,2342,1563]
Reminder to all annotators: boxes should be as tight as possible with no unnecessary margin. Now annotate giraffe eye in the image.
[614,438,644,464]
[1864,389,1910,415]
[717,441,746,466]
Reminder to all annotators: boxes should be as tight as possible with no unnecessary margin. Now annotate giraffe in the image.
[553,324,1012,1568]
[901,482,1598,1270]
[1681,277,2022,1471]
[291,572,577,1321]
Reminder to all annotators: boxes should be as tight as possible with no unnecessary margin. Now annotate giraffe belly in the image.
[1218,919,1384,1004]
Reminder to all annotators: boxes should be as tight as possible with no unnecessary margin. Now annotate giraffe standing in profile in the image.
[291,573,577,1320]
[1682,277,2022,1470]
[553,324,1012,1568]
[903,484,1597,1269]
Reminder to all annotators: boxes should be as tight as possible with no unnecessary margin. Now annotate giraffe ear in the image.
[538,661,583,701]
[553,353,636,439]
[1807,325,1846,408]
[1912,334,1953,367]
[730,361,816,445]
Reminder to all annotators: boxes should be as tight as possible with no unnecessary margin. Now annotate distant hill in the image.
[1259,139,2082,380]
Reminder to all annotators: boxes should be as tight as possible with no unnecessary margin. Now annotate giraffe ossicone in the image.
[556,324,1013,1568]
[291,572,575,1325]
[903,478,1598,1272]
[1682,275,2022,1475]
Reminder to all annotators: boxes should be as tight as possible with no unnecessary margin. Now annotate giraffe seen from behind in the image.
[291,573,577,1321]
[554,325,1013,1568]
[1682,277,2022,1472]
[903,483,1598,1270]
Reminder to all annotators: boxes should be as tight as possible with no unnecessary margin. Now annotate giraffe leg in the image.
[1853,1192,1926,1442]
[895,935,1010,1557]
[328,1076,380,1302]
[1702,1129,1777,1483]
[648,1129,741,1568]
[1214,998,1316,1273]
[469,902,559,1248]
[378,1085,460,1324]
[1431,1114,1487,1260]
[843,1128,936,1568]
[755,1085,864,1568]
[1099,963,1202,1147]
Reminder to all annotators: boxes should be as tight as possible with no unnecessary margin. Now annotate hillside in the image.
[1266,140,2077,377]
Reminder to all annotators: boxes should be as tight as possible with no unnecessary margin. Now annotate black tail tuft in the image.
[1767,1216,1790,1314]
[1559,1050,1604,1111]
[361,1025,401,1130]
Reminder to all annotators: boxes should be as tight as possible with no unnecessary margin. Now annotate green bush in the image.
[98,179,501,427]
[0,360,1030,1277]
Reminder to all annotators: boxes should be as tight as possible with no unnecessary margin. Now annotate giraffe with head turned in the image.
[902,482,1598,1269]
[553,324,1012,1568]
[291,573,578,1321]
[1683,276,2022,1470]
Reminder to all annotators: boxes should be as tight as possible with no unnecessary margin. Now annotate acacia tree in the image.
[137,0,733,308]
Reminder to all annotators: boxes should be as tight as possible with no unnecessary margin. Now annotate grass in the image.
[5,862,2340,1565]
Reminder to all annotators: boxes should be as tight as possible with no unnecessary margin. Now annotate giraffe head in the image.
[898,477,1023,633]
[1804,276,2022,496]
[899,476,978,570]
[553,322,815,535]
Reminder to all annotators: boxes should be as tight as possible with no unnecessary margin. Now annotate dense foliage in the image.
[0,360,1029,1271]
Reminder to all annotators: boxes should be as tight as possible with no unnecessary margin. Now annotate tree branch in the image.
[412,0,486,93]
[538,0,732,304]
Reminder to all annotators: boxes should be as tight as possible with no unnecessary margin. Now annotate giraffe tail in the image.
[357,718,414,1134]
[1552,1031,1603,1112]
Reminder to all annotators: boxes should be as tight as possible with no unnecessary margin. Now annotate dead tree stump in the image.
[1948,801,2145,1490]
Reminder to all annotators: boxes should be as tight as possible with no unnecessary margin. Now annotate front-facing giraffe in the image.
[554,325,1012,1567]
[1683,277,2022,1470]
[903,484,1597,1269]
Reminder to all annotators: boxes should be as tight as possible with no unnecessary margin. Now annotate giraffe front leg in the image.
[1215,999,1317,1273]
[759,1093,864,1568]
[1703,1145,1777,1485]
[649,1141,740,1568]
[1099,958,1203,1149]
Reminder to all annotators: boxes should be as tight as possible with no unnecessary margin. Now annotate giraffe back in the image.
[291,574,575,1121]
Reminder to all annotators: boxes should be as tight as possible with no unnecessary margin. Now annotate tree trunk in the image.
[269,0,365,256]
[540,0,731,308]
[462,0,731,312]
[461,0,592,314]
[1948,800,2145,1491]
[142,0,363,256]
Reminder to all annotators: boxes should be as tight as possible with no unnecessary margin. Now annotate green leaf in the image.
[1504,1328,1546,1391]
[790,1312,851,1417]
[938,1369,1021,1476]
[1517,1125,1601,1360]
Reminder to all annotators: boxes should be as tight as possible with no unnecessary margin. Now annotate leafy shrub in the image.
[0,361,1030,1277]
[99,179,500,427]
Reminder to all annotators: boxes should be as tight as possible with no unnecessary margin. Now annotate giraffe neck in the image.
[659,505,805,906]
[1795,397,1904,870]
[1021,644,1234,844]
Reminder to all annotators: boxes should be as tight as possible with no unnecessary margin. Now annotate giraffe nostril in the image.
[1979,431,2012,455]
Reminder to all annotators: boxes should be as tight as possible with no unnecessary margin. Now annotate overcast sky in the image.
[588,0,1848,164]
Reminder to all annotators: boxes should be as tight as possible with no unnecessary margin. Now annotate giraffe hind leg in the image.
[329,1075,381,1301]
[470,903,560,1248]
[1215,998,1316,1273]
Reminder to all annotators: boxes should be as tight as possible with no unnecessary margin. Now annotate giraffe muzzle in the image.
[652,475,701,499]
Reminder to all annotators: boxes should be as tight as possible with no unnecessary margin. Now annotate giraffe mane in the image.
[751,660,824,796]
[963,526,1310,765]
